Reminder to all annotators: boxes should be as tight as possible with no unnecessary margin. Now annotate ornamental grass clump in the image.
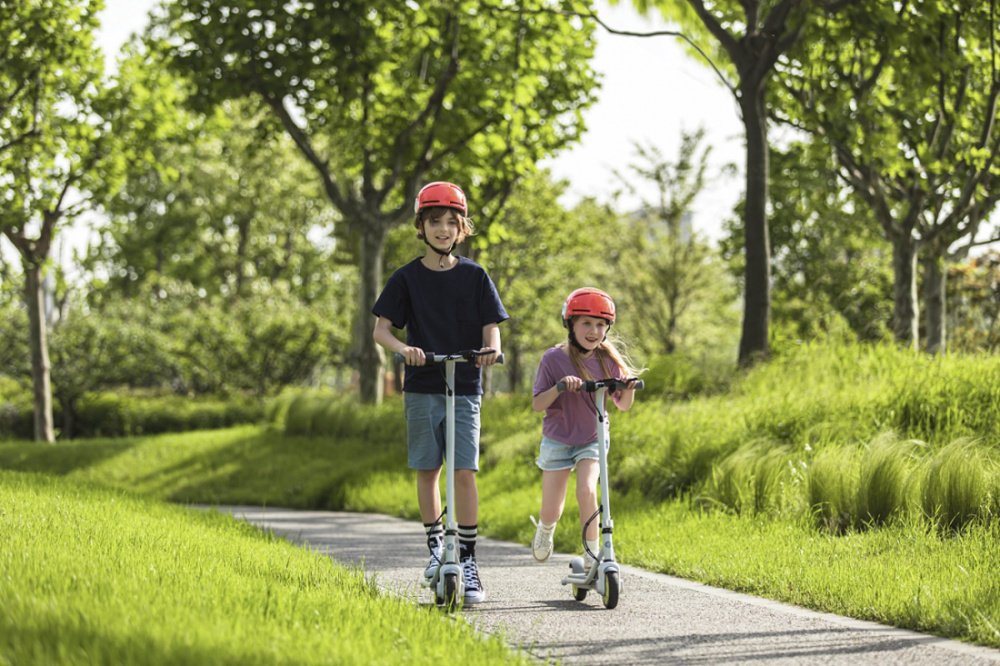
[922,439,993,532]
[807,445,860,534]
[856,433,921,528]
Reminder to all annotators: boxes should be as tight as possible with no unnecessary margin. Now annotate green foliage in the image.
[469,172,616,392]
[640,352,733,398]
[0,387,261,440]
[73,392,262,439]
[613,131,741,359]
[947,250,1000,353]
[737,141,894,345]
[283,392,405,445]
[87,73,347,306]
[773,2,1000,346]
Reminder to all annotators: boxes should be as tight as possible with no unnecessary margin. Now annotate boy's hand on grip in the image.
[399,347,426,366]
[476,347,499,368]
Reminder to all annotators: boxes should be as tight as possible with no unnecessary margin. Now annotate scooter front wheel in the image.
[602,571,620,609]
[442,572,460,611]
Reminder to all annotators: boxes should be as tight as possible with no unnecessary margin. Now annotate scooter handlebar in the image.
[393,349,505,366]
[556,378,644,393]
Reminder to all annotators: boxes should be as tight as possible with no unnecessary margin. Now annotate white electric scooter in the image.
[395,348,502,611]
[556,376,643,610]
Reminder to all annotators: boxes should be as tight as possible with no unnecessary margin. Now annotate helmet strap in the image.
[422,236,454,256]
[567,327,589,353]
[418,221,456,268]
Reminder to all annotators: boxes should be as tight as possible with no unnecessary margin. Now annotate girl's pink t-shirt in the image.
[532,346,624,446]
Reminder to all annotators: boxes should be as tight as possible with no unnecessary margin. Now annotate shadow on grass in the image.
[0,425,409,513]
[0,618,277,666]
[0,438,140,475]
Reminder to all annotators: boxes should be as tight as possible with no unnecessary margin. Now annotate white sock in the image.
[586,538,599,557]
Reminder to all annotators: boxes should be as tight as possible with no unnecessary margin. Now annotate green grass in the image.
[2,341,1000,651]
[0,471,530,666]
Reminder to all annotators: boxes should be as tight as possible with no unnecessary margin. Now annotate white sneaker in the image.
[461,557,485,604]
[584,551,599,572]
[423,541,443,580]
[530,516,555,562]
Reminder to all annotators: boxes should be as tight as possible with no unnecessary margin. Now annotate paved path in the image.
[214,506,1000,665]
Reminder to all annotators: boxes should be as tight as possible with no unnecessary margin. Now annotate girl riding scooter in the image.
[529,288,642,570]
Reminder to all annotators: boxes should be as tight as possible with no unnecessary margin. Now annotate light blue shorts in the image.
[404,392,481,471]
[536,435,604,472]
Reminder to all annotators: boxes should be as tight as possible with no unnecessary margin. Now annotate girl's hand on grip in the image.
[558,375,583,393]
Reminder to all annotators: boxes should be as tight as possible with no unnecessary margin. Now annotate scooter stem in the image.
[595,386,614,558]
[444,359,458,551]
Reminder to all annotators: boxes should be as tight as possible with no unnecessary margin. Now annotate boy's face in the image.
[420,208,464,252]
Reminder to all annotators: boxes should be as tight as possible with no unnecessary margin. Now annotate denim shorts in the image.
[404,392,481,471]
[535,435,604,472]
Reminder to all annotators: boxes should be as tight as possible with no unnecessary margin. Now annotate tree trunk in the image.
[923,251,947,354]
[737,80,771,366]
[357,226,386,404]
[890,236,919,348]
[508,343,521,393]
[60,396,76,440]
[235,215,251,298]
[24,262,55,443]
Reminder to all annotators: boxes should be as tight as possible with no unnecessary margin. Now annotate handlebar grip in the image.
[392,351,505,365]
[556,381,566,393]
[631,379,644,390]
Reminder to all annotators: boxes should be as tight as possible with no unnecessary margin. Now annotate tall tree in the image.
[775,0,1000,351]
[159,0,600,403]
[617,0,859,365]
[728,139,893,343]
[0,0,124,441]
[614,130,730,355]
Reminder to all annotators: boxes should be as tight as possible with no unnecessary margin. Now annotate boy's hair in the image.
[415,206,475,241]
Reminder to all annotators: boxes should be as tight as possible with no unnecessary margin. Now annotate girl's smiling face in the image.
[571,316,609,352]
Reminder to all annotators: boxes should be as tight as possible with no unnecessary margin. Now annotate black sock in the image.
[458,523,477,560]
[424,521,443,552]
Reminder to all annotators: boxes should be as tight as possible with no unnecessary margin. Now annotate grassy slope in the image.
[0,471,529,666]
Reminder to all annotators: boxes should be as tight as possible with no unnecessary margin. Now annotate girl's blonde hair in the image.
[561,324,643,382]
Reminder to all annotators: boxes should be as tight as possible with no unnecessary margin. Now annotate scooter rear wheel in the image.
[572,584,588,602]
[602,571,619,609]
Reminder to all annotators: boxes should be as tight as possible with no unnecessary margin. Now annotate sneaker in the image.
[584,550,599,572]
[423,541,443,580]
[530,516,555,562]
[461,557,485,604]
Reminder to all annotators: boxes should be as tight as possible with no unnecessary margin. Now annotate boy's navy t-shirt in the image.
[372,256,508,395]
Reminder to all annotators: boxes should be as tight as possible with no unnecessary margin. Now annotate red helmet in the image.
[414,181,468,216]
[562,288,616,326]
